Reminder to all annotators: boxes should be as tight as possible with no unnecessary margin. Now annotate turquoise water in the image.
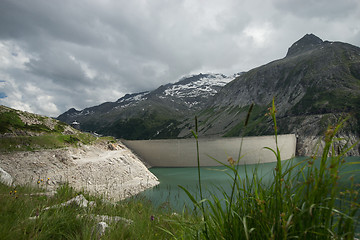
[139,162,275,210]
[137,157,360,211]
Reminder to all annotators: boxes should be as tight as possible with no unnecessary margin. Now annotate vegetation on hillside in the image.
[104,116,181,140]
[0,106,68,135]
[0,133,98,153]
[0,105,103,153]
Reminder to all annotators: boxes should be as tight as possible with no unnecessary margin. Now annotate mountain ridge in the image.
[57,72,239,139]
[177,34,360,155]
[57,34,360,155]
[286,33,324,57]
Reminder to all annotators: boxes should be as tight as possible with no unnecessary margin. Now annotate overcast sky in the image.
[0,0,359,117]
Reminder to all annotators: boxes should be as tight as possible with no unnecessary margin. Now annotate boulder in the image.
[97,222,109,236]
[0,167,13,186]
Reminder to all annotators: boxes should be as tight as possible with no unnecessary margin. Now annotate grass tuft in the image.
[179,98,360,239]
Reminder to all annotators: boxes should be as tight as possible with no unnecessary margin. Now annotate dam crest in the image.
[123,134,297,167]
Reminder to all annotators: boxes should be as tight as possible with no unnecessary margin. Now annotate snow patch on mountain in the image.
[163,73,237,98]
[114,91,149,109]
[57,72,244,123]
[116,91,149,104]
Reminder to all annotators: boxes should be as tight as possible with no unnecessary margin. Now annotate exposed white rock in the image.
[97,222,109,236]
[0,167,13,186]
[83,214,133,225]
[0,140,159,201]
[43,194,94,210]
[297,133,360,157]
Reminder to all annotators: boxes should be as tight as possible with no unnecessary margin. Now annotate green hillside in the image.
[0,105,98,152]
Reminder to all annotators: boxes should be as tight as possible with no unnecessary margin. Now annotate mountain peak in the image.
[286,34,323,57]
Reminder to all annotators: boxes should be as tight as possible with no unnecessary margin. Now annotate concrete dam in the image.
[122,134,297,167]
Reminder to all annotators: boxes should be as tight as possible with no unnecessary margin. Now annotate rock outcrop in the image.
[0,167,13,186]
[0,140,159,201]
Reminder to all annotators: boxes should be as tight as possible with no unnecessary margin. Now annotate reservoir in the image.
[137,157,360,211]
[138,160,284,210]
[126,134,359,228]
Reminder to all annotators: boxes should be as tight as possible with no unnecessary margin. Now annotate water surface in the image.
[138,157,360,211]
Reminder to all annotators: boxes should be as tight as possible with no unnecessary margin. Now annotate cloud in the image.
[274,0,359,20]
[0,0,359,117]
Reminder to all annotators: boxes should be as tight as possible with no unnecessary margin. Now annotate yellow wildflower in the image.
[227,157,236,166]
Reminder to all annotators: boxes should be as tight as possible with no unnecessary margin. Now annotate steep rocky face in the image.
[286,33,324,57]
[210,39,360,116]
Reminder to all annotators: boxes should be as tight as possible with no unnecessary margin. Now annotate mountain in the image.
[177,34,360,155]
[58,34,360,155]
[57,73,240,139]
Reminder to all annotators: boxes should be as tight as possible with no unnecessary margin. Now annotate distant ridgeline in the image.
[58,34,360,156]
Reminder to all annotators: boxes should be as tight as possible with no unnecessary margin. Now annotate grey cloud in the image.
[0,1,105,47]
[274,0,359,20]
[26,51,87,86]
[0,0,359,116]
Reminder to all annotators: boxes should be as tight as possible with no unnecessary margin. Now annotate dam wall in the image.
[122,134,297,167]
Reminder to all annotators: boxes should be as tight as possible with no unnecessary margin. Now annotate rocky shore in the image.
[0,140,159,201]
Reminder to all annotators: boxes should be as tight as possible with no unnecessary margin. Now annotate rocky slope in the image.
[179,34,360,155]
[0,141,159,201]
[0,106,159,200]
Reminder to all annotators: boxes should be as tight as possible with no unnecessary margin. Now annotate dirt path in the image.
[0,141,159,201]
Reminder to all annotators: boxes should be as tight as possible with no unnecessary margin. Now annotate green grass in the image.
[0,182,197,240]
[178,99,360,239]
[0,133,99,153]
[1,101,359,239]
[0,110,25,133]
[0,107,68,135]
